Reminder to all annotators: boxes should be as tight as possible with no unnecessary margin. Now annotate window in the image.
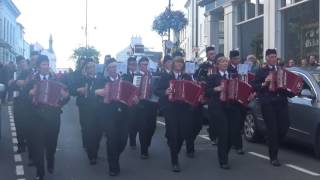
[247,0,256,19]
[238,1,245,22]
[282,0,319,62]
[258,0,264,15]
[282,0,305,7]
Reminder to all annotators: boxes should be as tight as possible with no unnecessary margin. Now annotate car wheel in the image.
[244,111,262,143]
[314,129,320,159]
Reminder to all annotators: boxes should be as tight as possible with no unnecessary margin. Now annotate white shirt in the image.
[268,65,277,71]
[40,74,49,80]
[219,70,229,79]
[109,75,119,82]
[173,72,181,80]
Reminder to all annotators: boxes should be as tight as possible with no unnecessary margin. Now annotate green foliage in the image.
[71,46,100,69]
[152,8,188,36]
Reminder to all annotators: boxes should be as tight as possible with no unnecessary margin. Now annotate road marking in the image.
[8,107,26,180]
[12,138,18,144]
[285,164,320,176]
[15,165,24,176]
[248,152,270,160]
[198,134,211,141]
[14,154,22,162]
[156,121,166,126]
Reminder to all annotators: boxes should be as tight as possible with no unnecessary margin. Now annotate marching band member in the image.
[228,50,245,155]
[94,59,131,176]
[251,49,293,166]
[27,55,70,180]
[160,56,194,172]
[205,56,241,169]
[133,57,158,159]
[74,60,101,165]
[122,57,139,149]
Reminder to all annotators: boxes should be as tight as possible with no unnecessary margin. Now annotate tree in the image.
[71,46,100,69]
[152,8,188,38]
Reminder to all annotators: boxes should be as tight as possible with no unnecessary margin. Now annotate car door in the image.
[287,72,318,144]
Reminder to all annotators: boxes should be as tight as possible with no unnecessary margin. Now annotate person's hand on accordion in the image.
[248,92,256,101]
[214,85,224,92]
[29,85,37,96]
[132,95,139,105]
[95,89,106,97]
[60,89,69,99]
[77,87,87,96]
[165,87,173,95]
[262,74,273,87]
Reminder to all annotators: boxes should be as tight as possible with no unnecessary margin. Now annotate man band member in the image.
[10,56,29,153]
[251,49,293,166]
[95,59,130,176]
[162,56,194,172]
[27,55,70,180]
[74,60,101,165]
[205,56,241,169]
[133,57,158,159]
[228,50,245,155]
[122,57,139,148]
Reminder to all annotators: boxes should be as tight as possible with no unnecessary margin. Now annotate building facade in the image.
[191,0,319,63]
[0,0,29,64]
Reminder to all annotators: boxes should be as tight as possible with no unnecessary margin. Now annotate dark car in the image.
[244,67,320,158]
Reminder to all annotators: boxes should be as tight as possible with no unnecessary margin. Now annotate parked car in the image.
[244,67,320,158]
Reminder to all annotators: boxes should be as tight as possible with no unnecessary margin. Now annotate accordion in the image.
[220,78,253,104]
[268,69,303,95]
[133,75,152,100]
[33,80,65,107]
[104,80,138,106]
[168,80,203,106]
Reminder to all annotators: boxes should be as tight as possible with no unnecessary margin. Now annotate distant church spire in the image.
[49,34,53,52]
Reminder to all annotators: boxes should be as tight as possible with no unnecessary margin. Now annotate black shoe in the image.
[236,149,245,155]
[90,158,97,165]
[109,170,120,176]
[35,175,44,180]
[220,164,231,170]
[186,152,195,158]
[141,153,149,160]
[211,139,218,146]
[172,164,181,172]
[47,168,54,174]
[270,159,281,167]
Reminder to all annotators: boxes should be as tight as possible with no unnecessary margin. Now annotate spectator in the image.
[300,59,308,67]
[277,58,285,67]
[287,59,296,67]
[308,55,318,67]
[245,54,259,73]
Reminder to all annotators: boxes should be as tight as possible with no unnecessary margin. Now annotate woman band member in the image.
[163,56,194,172]
[205,56,241,169]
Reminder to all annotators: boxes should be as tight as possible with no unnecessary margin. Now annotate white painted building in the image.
[0,0,29,64]
[198,0,319,63]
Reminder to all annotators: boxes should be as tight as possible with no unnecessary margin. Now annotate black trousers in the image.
[30,107,61,177]
[13,98,27,149]
[192,105,204,143]
[135,101,158,154]
[165,102,194,165]
[260,100,289,160]
[233,104,247,150]
[78,104,101,160]
[208,102,241,165]
[103,102,129,171]
[128,105,139,147]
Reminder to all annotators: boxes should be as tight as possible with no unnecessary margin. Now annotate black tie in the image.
[43,76,47,80]
[223,73,227,80]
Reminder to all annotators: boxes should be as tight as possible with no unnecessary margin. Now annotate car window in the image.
[312,73,320,86]
[292,72,316,97]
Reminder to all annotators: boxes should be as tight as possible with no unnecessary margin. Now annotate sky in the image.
[12,0,186,69]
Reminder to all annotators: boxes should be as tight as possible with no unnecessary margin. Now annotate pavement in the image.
[1,99,320,180]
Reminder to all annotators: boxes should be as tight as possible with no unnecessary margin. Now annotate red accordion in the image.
[33,80,65,107]
[104,80,138,106]
[268,69,303,95]
[168,80,203,106]
[133,75,152,100]
[220,78,253,104]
